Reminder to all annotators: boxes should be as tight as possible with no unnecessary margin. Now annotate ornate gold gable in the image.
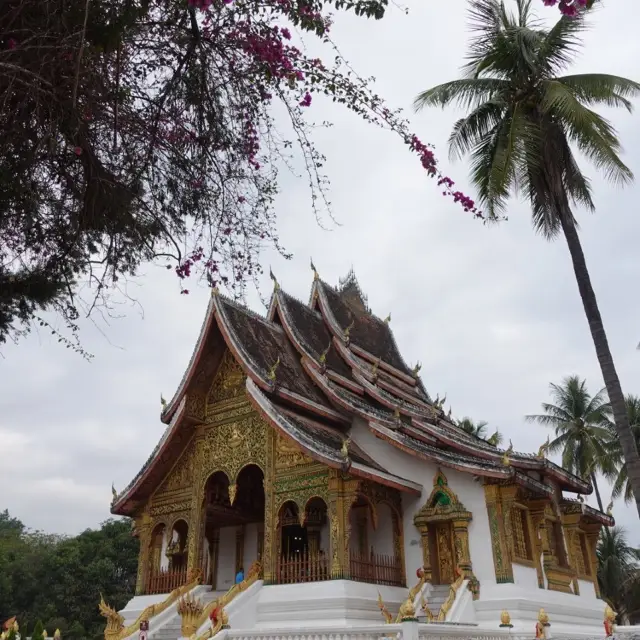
[413,470,474,585]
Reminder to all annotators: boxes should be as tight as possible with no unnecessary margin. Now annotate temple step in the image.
[417,583,451,622]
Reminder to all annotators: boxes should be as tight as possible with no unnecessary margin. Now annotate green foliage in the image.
[608,395,640,504]
[457,417,503,446]
[598,526,640,620]
[31,620,45,640]
[0,512,138,640]
[525,375,618,510]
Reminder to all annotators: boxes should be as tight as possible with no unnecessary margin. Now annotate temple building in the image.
[110,269,613,637]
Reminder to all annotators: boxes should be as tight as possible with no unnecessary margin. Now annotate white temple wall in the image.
[512,563,538,589]
[577,579,597,599]
[243,523,259,570]
[351,418,496,586]
[370,502,395,557]
[217,525,238,590]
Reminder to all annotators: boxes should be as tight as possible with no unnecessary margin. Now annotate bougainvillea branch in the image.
[542,0,595,17]
[0,0,477,349]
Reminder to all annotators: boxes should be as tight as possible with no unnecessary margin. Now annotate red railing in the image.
[146,567,188,594]
[275,552,330,584]
[349,549,404,587]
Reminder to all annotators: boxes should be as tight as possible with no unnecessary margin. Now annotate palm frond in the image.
[447,100,506,161]
[557,74,640,112]
[537,13,587,76]
[413,79,508,112]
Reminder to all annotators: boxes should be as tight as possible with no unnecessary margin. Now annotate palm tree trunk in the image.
[591,471,604,513]
[559,211,640,518]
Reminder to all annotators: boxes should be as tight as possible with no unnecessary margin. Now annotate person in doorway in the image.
[235,567,244,584]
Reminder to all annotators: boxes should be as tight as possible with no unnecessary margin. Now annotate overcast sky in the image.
[2,0,639,542]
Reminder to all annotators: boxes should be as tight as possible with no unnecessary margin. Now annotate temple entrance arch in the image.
[413,469,473,585]
[202,465,265,590]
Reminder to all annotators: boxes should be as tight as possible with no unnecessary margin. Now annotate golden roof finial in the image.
[537,435,550,459]
[211,286,219,296]
[310,258,319,281]
[606,500,614,516]
[384,313,391,324]
[340,436,351,460]
[502,439,513,466]
[111,483,117,503]
[372,358,381,379]
[160,393,167,409]
[319,342,331,364]
[267,356,280,381]
[344,319,355,341]
[269,267,280,290]
[412,362,421,376]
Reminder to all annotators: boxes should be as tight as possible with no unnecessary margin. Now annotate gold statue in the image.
[537,435,550,459]
[397,595,416,622]
[177,593,204,638]
[160,394,167,409]
[377,592,393,624]
[604,604,616,637]
[499,610,513,628]
[535,608,549,640]
[267,357,280,381]
[99,594,125,640]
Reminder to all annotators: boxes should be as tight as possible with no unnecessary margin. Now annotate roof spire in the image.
[310,258,319,281]
[319,341,331,365]
[384,313,391,324]
[412,362,422,377]
[344,319,355,344]
[269,267,280,290]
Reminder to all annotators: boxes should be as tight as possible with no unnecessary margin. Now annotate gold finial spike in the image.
[160,393,167,409]
[412,361,422,376]
[269,267,280,290]
[606,500,614,516]
[310,258,319,281]
[111,483,117,503]
[267,356,280,381]
[228,484,237,505]
[319,342,331,364]
[341,436,350,459]
[344,319,355,342]
[537,435,550,458]
[502,439,514,466]
[211,286,220,296]
[384,313,391,324]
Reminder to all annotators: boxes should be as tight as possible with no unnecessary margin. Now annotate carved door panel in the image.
[435,523,455,584]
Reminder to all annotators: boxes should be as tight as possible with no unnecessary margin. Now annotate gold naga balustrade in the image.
[194,560,263,640]
[99,571,203,640]
[377,568,426,624]
[436,568,465,622]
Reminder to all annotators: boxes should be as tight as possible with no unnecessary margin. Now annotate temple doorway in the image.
[202,464,265,591]
[429,522,455,584]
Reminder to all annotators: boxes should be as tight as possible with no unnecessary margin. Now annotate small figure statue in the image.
[604,605,617,637]
[139,620,149,640]
[535,608,550,640]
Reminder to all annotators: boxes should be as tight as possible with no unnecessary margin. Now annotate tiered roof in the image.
[112,270,613,527]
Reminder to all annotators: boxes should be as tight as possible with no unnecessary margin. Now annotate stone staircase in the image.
[418,584,451,622]
[151,590,225,640]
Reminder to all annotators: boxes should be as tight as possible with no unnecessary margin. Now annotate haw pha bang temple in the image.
[109,267,614,639]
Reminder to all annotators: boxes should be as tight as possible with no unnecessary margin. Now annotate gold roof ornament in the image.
[54,630,61,640]
[343,319,355,342]
[536,435,550,459]
[371,358,380,380]
[606,500,614,516]
[211,286,219,296]
[160,394,167,409]
[383,313,391,325]
[340,436,351,460]
[502,440,513,467]
[111,483,118,504]
[377,592,393,624]
[319,342,331,365]
[397,592,417,622]
[269,267,280,291]
[310,258,319,281]
[412,362,422,376]
[266,356,280,382]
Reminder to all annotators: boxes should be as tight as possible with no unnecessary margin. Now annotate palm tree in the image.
[525,376,617,512]
[414,0,640,516]
[457,417,503,446]
[598,526,640,619]
[609,395,640,504]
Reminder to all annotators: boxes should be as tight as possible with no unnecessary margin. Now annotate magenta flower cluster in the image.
[542,0,588,17]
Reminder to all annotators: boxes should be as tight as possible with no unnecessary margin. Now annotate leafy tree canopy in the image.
[0,0,477,354]
[0,512,138,640]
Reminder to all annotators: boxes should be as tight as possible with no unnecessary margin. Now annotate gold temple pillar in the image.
[328,470,359,578]
[262,431,277,583]
[584,524,601,598]
[560,512,582,595]
[483,484,513,583]
[529,501,550,588]
[418,526,432,583]
[235,525,245,573]
[186,482,205,579]
[500,485,519,566]
[452,517,473,578]
[134,512,152,595]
